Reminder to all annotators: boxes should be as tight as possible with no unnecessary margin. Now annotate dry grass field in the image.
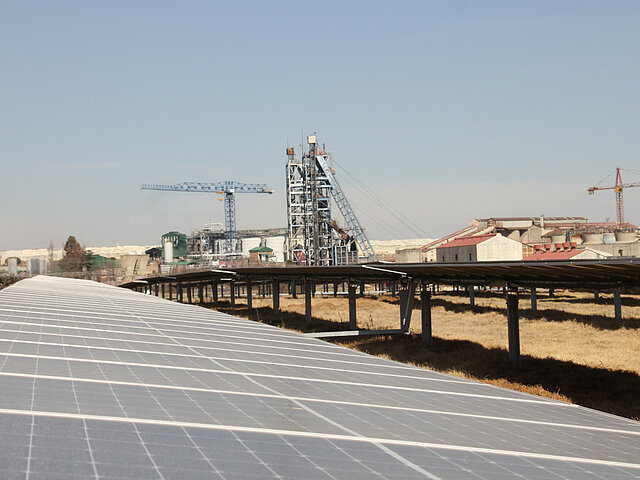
[210,289,640,420]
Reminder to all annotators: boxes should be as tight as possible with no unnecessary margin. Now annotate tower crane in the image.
[141,181,274,258]
[587,167,640,224]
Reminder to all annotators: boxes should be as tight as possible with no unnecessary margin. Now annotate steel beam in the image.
[506,287,520,364]
[421,285,432,344]
[272,279,280,315]
[348,283,357,329]
[230,281,236,307]
[399,280,415,332]
[469,285,475,307]
[614,290,622,321]
[530,288,537,312]
[305,279,312,324]
[247,279,252,310]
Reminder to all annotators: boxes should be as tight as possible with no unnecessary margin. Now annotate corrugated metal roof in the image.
[524,249,585,261]
[436,233,497,249]
[421,225,478,250]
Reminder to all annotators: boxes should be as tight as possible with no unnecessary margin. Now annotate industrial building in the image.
[435,233,523,262]
[395,216,640,263]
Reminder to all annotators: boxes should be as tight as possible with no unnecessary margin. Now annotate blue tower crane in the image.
[141,181,274,258]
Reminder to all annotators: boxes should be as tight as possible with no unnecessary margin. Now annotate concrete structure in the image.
[395,247,424,263]
[436,233,523,262]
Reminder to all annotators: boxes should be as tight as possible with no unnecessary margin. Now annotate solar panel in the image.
[0,276,638,479]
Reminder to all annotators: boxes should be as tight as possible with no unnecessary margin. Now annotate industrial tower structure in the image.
[286,135,378,265]
[141,181,274,258]
[588,167,640,224]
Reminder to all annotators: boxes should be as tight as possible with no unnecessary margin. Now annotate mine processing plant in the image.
[141,181,274,258]
[286,134,378,265]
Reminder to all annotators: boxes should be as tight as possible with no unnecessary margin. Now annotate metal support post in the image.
[247,279,253,310]
[272,279,280,315]
[333,282,338,298]
[469,286,475,307]
[359,281,365,297]
[212,283,218,305]
[154,284,159,297]
[177,283,183,303]
[348,283,357,329]
[594,291,599,301]
[400,280,415,332]
[506,287,520,364]
[530,288,537,312]
[421,284,432,344]
[549,288,554,298]
[614,291,622,321]
[198,284,204,304]
[305,279,312,324]
[291,280,296,299]
[230,282,236,307]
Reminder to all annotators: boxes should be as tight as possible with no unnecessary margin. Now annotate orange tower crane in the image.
[587,167,640,224]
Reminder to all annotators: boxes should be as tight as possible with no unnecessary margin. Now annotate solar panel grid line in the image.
[1,277,640,479]
[0,302,364,352]
[6,371,628,436]
[0,320,439,370]
[0,330,493,386]
[0,350,573,407]
[1,353,632,433]
[2,407,640,472]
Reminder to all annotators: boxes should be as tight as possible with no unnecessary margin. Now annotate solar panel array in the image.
[0,276,638,479]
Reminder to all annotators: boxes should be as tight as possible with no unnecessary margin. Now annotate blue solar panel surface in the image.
[0,276,638,479]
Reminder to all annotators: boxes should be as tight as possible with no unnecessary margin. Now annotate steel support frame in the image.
[506,286,520,364]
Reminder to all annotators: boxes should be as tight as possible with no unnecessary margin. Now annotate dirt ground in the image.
[210,288,640,420]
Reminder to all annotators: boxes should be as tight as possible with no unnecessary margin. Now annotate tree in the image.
[59,236,85,272]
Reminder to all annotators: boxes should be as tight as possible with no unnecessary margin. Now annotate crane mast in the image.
[587,167,640,224]
[141,181,273,258]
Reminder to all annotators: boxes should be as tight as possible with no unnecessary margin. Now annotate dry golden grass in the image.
[209,289,640,420]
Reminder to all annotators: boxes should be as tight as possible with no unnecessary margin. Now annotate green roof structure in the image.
[249,246,273,253]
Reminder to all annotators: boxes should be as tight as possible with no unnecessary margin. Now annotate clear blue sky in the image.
[2,1,640,250]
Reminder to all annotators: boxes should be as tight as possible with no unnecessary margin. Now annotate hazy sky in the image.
[2,1,640,250]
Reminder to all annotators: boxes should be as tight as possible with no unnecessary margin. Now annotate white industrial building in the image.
[435,233,523,263]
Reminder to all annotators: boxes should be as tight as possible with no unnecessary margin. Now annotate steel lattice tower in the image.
[286,135,378,265]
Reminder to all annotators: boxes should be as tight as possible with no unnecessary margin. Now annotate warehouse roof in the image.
[524,249,585,261]
[436,233,497,249]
